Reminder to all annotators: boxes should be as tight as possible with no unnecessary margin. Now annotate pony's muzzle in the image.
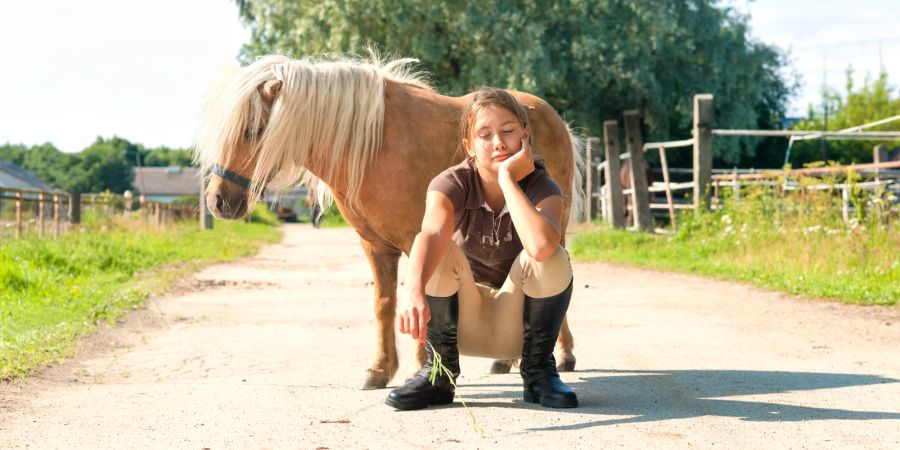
[207,182,250,219]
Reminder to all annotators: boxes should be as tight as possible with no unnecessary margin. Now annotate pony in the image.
[195,53,583,389]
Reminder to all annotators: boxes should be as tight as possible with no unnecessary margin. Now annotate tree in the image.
[0,142,79,189]
[143,146,194,167]
[790,68,900,166]
[234,0,796,166]
[69,137,134,193]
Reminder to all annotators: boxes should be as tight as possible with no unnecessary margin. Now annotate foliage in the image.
[317,204,349,228]
[572,180,900,306]
[235,0,797,167]
[790,69,900,166]
[0,217,281,380]
[143,146,194,167]
[249,202,281,226]
[70,138,135,193]
[173,195,201,206]
[0,137,195,194]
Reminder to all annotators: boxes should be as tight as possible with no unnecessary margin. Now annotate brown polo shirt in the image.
[427,159,563,288]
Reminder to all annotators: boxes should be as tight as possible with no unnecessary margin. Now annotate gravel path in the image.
[2,224,899,449]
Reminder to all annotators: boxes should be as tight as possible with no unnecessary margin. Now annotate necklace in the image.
[490,212,504,247]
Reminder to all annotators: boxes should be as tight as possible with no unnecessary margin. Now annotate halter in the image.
[212,164,252,190]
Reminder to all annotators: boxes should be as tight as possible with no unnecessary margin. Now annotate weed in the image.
[427,341,485,438]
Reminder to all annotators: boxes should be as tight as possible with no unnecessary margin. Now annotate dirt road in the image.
[2,224,899,449]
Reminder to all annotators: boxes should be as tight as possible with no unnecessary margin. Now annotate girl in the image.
[385,87,577,410]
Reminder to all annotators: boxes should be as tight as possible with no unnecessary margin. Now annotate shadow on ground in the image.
[455,369,900,430]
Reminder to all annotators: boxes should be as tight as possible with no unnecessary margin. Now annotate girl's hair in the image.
[459,87,534,157]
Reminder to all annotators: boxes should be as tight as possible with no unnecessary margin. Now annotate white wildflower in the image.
[721,215,732,225]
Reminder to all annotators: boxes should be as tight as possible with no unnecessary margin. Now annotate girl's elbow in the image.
[529,242,558,262]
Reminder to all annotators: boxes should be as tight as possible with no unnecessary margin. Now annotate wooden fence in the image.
[583,94,900,232]
[0,187,195,240]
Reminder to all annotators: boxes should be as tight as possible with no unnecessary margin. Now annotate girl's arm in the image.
[499,137,563,261]
[399,191,456,347]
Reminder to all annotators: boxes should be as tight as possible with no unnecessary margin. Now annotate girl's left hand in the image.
[500,137,535,182]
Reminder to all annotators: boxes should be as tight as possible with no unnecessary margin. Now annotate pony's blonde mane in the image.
[195,51,431,209]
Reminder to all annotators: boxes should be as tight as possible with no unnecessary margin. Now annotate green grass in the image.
[572,183,900,306]
[317,204,349,228]
[0,207,281,380]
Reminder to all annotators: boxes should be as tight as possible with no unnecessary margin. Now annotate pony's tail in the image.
[567,124,586,226]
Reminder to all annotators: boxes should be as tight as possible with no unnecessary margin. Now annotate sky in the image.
[1,1,898,153]
[731,0,900,116]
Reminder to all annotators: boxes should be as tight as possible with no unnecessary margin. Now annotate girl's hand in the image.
[398,291,430,347]
[500,137,535,182]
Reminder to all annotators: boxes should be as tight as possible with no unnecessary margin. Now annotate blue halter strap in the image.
[212,164,252,190]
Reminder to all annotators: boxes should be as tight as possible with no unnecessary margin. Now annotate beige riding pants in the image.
[424,243,573,360]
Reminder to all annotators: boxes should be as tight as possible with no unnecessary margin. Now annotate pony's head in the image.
[194,52,430,220]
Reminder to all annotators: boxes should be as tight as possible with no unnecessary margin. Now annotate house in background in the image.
[133,166,201,203]
[0,161,55,190]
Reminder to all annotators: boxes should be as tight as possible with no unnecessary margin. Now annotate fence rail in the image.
[583,94,900,232]
[0,187,195,241]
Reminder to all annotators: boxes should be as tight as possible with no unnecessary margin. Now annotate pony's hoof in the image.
[556,355,576,372]
[488,360,513,374]
[362,370,389,390]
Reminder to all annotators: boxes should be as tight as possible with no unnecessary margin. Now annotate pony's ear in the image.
[259,80,283,104]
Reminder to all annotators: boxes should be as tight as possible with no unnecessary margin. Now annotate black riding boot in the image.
[385,294,460,410]
[520,281,578,408]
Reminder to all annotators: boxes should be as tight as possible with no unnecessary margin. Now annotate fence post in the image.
[583,138,593,222]
[38,192,45,237]
[623,110,653,232]
[732,168,741,202]
[693,94,714,211]
[874,144,888,182]
[200,181,213,230]
[658,146,676,231]
[15,191,23,238]
[602,120,625,229]
[53,193,61,238]
[841,186,850,223]
[70,193,81,225]
[123,191,133,217]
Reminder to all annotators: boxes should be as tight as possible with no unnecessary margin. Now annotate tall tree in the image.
[235,0,796,166]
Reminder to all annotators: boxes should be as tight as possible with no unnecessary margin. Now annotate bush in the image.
[249,203,280,226]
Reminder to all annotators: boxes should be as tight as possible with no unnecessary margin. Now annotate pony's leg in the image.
[359,239,401,390]
[556,314,576,372]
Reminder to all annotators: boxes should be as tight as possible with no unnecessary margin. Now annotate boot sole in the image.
[524,390,578,408]
[385,390,455,410]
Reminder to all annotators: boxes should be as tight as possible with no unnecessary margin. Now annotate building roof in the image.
[0,161,55,190]
[134,166,201,196]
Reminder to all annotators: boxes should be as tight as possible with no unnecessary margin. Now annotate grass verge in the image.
[572,183,900,307]
[0,209,281,380]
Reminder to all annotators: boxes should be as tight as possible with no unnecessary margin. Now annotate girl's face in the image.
[464,104,529,174]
